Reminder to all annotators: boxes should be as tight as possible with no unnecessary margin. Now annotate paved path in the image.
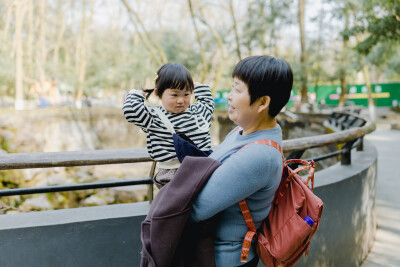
[362,126,400,267]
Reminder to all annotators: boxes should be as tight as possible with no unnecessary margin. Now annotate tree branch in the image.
[121,0,167,64]
[188,0,208,83]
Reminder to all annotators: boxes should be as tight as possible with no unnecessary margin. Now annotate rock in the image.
[82,189,115,206]
[47,174,71,186]
[20,195,53,210]
[111,185,149,203]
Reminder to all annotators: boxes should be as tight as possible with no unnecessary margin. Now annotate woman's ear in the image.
[258,96,271,113]
[154,88,159,97]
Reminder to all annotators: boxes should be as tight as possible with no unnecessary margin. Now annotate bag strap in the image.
[195,112,210,131]
[231,128,284,158]
[238,199,257,263]
[285,159,315,190]
[237,139,283,263]
[153,107,176,134]
[241,139,284,159]
[272,159,315,205]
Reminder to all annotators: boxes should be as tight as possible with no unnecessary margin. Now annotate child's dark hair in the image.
[143,63,194,99]
[232,55,293,117]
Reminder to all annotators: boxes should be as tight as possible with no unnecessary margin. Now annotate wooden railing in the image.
[0,111,375,200]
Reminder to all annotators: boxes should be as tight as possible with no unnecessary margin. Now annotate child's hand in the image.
[194,82,201,88]
[130,89,145,97]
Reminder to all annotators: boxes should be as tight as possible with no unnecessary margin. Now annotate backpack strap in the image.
[238,199,257,262]
[285,159,315,190]
[238,139,284,263]
[241,139,284,159]
[271,159,315,206]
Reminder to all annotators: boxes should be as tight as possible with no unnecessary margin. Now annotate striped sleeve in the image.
[192,85,215,124]
[122,89,154,130]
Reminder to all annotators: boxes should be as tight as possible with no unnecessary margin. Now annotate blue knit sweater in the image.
[190,125,283,266]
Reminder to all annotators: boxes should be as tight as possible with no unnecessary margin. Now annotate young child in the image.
[122,63,214,188]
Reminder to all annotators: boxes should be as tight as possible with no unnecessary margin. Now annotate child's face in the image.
[159,88,192,113]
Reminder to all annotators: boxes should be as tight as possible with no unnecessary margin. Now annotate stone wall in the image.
[0,108,147,153]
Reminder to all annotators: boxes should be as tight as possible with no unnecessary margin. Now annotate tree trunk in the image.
[75,0,95,109]
[298,0,308,104]
[270,0,279,57]
[53,0,68,65]
[14,0,26,110]
[362,63,376,121]
[198,8,228,94]
[353,10,376,121]
[26,0,34,79]
[121,0,161,65]
[338,8,350,107]
[313,3,326,105]
[37,0,47,90]
[188,0,208,83]
[2,0,14,53]
[229,0,241,60]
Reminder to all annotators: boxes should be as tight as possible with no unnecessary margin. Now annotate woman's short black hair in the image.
[144,63,194,99]
[232,56,293,117]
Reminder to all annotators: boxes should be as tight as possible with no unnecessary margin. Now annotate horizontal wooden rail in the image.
[284,120,375,152]
[0,118,375,170]
[0,147,152,170]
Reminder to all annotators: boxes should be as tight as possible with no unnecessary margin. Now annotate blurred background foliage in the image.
[0,0,399,108]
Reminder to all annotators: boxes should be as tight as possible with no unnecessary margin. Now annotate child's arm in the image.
[122,89,154,130]
[192,83,215,122]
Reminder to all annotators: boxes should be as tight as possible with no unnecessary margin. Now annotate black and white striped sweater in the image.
[122,85,214,162]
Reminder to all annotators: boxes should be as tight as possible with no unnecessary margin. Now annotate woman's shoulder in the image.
[239,141,282,160]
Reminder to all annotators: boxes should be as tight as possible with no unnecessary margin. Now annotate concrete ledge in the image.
[0,201,150,267]
[0,142,377,267]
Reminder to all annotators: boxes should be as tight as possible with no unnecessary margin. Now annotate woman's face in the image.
[228,77,259,129]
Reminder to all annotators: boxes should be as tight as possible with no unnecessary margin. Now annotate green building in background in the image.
[289,83,400,108]
[214,83,400,110]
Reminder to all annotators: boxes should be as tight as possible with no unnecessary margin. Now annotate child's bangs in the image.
[164,70,192,91]
[169,79,189,91]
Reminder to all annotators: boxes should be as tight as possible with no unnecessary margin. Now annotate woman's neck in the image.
[241,117,277,135]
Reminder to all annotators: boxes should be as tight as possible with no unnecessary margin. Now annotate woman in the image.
[190,55,293,267]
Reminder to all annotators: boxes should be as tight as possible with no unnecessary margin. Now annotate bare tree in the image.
[353,9,376,121]
[269,0,279,57]
[338,7,350,107]
[121,0,168,65]
[14,0,27,109]
[37,0,47,87]
[197,5,228,93]
[298,0,308,104]
[229,0,241,60]
[53,0,68,66]
[188,0,208,83]
[26,0,34,79]
[1,0,14,52]
[75,0,95,108]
